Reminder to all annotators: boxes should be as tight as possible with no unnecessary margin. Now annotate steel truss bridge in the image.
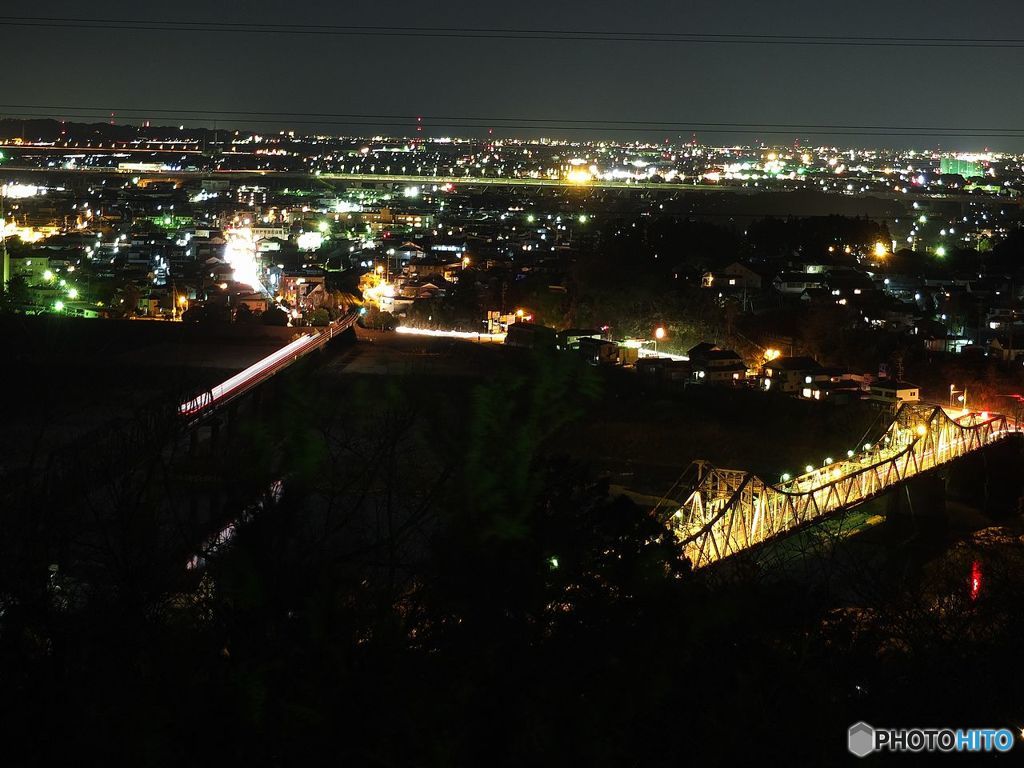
[672,403,1018,569]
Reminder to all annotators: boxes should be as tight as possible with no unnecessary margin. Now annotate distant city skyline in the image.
[2,0,1024,150]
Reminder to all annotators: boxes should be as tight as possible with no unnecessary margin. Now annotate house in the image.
[236,292,271,314]
[398,277,450,300]
[867,380,920,405]
[279,269,327,307]
[556,329,603,350]
[505,322,556,350]
[988,337,1024,362]
[774,272,824,296]
[724,262,768,290]
[636,357,693,382]
[577,337,619,366]
[701,262,763,290]
[799,368,867,403]
[762,356,822,393]
[688,343,747,385]
[823,270,875,298]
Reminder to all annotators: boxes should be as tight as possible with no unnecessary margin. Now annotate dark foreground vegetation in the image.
[2,339,1024,767]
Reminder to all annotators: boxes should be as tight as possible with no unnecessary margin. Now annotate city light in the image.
[395,326,506,342]
[873,241,888,258]
[223,228,265,292]
[654,326,666,341]
[296,231,324,251]
[2,183,40,199]
[566,169,593,185]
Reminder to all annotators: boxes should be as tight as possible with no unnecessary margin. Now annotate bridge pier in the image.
[885,472,948,537]
[208,418,222,453]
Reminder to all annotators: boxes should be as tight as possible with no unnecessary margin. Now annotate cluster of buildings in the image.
[0,163,592,324]
[2,120,1023,198]
[2,122,1024,391]
[629,342,919,406]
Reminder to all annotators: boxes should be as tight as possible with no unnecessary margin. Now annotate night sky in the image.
[3,0,1024,149]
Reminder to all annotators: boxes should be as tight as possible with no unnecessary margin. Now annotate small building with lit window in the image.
[688,343,747,385]
[761,356,822,393]
[867,380,920,405]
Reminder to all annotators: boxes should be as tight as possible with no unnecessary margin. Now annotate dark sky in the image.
[3,0,1024,149]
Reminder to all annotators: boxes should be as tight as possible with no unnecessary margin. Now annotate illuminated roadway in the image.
[0,162,719,192]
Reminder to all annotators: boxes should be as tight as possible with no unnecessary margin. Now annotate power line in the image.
[0,105,1021,139]
[1,16,1023,48]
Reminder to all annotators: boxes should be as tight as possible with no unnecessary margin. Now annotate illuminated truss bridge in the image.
[672,403,1018,569]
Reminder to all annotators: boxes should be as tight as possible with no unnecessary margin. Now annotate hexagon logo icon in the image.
[848,722,875,758]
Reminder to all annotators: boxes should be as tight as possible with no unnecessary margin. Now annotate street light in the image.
[949,384,967,410]
[654,326,666,354]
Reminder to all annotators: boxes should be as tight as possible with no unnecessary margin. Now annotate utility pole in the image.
[1,185,8,291]
[1008,276,1015,362]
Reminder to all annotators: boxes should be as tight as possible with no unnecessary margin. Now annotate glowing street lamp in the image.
[950,384,967,411]
[654,326,666,354]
